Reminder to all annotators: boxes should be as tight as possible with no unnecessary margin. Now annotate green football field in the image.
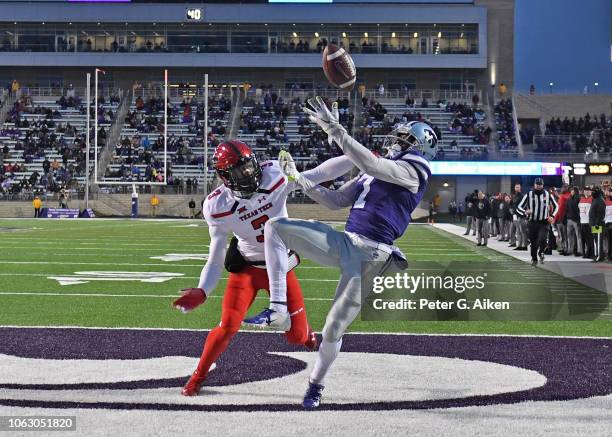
[0,218,609,337]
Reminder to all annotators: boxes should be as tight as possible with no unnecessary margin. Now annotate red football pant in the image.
[193,266,309,380]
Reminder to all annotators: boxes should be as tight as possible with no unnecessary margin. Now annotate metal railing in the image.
[240,88,482,104]
[16,86,123,100]
[132,86,234,100]
[363,89,481,103]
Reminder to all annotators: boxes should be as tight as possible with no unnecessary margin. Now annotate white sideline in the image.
[433,223,612,295]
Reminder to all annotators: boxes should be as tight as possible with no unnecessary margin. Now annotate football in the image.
[322,43,357,91]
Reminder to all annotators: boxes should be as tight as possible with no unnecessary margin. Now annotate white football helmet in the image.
[383,121,439,160]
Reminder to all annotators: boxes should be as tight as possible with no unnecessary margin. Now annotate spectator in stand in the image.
[32,196,42,217]
[10,79,19,97]
[472,93,479,107]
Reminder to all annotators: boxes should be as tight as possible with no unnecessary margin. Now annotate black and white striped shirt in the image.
[517,190,559,222]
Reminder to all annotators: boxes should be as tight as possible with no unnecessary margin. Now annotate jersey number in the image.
[251,215,269,243]
[353,176,375,209]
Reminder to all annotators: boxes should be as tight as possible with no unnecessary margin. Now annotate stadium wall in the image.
[475,0,515,92]
[424,176,506,210]
[0,197,351,220]
[0,0,519,92]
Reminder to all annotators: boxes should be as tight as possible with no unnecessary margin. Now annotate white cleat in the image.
[243,308,291,331]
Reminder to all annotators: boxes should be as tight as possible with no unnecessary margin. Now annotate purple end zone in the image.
[0,328,610,412]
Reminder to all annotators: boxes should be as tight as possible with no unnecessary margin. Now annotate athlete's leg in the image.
[183,270,257,395]
[252,266,312,346]
[265,217,344,313]
[284,270,311,345]
[310,237,390,385]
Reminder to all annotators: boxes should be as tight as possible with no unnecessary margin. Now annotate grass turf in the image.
[0,218,609,337]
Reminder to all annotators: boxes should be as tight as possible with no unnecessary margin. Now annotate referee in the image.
[517,178,559,266]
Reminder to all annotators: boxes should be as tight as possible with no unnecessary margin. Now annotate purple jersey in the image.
[345,150,430,245]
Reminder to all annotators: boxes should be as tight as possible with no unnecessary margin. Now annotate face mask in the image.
[386,143,403,158]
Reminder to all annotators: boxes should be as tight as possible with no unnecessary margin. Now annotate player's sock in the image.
[193,325,234,378]
[270,300,287,313]
[309,338,342,385]
[264,218,289,312]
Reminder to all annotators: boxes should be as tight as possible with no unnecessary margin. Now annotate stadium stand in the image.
[236,92,349,169]
[494,98,519,157]
[0,91,118,199]
[531,113,612,155]
[356,97,490,160]
[103,91,231,192]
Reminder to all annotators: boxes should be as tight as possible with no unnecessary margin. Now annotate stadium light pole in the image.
[594,82,599,94]
[549,82,554,94]
[164,69,168,188]
[204,73,209,199]
[85,73,90,210]
[93,68,104,183]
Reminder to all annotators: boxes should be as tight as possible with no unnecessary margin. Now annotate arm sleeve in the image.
[197,223,229,296]
[330,130,428,193]
[516,193,528,215]
[549,193,559,218]
[303,176,360,210]
[296,155,355,191]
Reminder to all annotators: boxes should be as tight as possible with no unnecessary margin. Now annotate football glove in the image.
[173,288,207,313]
[303,96,345,145]
[278,150,315,191]
[278,150,300,182]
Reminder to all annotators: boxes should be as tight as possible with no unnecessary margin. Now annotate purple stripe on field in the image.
[0,328,610,411]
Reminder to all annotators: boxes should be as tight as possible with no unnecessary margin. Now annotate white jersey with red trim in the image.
[203,160,289,262]
[578,197,592,224]
[605,199,612,224]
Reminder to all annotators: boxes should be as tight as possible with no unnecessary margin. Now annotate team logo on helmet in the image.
[383,121,439,160]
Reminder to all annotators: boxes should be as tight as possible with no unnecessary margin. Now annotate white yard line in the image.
[0,272,583,287]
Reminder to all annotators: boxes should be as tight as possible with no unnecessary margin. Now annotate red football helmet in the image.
[213,140,262,198]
